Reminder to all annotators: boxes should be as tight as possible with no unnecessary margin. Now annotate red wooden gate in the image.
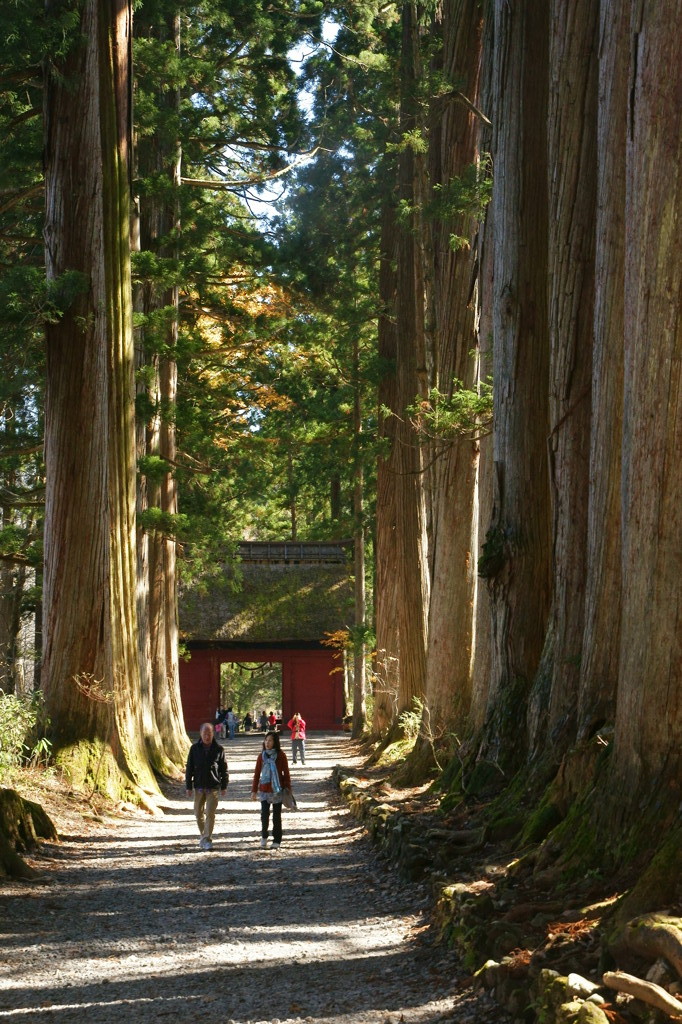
[179,646,344,732]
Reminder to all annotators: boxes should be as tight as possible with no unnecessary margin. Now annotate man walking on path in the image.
[185,722,228,850]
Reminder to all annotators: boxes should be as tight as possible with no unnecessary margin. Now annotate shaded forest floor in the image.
[0,734,509,1024]
[337,748,682,1024]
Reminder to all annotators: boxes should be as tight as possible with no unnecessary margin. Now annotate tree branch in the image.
[181,145,328,190]
[440,90,492,127]
[0,442,43,458]
[0,184,43,217]
[3,107,41,132]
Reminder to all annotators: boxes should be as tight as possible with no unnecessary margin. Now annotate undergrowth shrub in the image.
[0,690,51,781]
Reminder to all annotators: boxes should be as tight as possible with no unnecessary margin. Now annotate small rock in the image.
[567,972,601,998]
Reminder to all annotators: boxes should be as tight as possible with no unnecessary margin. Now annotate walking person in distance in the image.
[251,731,291,851]
[287,711,306,764]
[185,722,228,851]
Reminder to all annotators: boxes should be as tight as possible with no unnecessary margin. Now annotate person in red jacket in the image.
[251,731,291,850]
[287,712,306,764]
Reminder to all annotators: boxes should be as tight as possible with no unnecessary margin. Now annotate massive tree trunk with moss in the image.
[42,0,157,802]
[609,0,682,810]
[479,0,551,771]
[527,0,597,757]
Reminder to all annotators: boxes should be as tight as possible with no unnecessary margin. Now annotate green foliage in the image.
[399,696,424,742]
[427,157,493,224]
[138,506,189,538]
[394,160,492,241]
[220,662,281,717]
[406,377,493,442]
[0,690,51,780]
[388,128,428,154]
[138,455,172,484]
[45,270,90,317]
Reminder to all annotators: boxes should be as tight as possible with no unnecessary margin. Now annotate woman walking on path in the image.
[251,730,291,850]
[287,711,306,764]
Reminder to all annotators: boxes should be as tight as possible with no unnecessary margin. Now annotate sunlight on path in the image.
[0,733,501,1024]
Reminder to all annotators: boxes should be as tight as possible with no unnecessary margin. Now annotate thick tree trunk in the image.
[373,202,400,736]
[0,559,22,694]
[0,467,27,694]
[135,10,188,771]
[469,12,495,733]
[330,475,342,526]
[419,0,483,748]
[577,2,628,739]
[611,0,682,803]
[527,0,597,755]
[393,2,430,722]
[480,0,551,771]
[42,0,157,801]
[351,335,367,738]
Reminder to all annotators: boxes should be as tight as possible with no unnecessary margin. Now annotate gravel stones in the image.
[0,736,511,1024]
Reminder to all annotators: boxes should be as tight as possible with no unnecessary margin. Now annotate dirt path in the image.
[0,734,507,1024]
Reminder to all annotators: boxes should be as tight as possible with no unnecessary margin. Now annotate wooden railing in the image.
[237,540,352,564]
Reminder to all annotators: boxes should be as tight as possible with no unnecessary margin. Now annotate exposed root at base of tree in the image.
[0,787,58,879]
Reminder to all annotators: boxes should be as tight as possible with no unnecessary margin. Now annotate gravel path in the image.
[0,734,508,1024]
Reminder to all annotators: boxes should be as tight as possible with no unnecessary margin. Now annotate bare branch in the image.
[440,90,492,127]
[0,553,31,565]
[3,107,41,132]
[181,145,328,191]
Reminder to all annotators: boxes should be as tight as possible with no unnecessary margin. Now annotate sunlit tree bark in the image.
[393,2,430,723]
[135,9,188,770]
[373,202,401,736]
[42,0,157,801]
[418,0,483,753]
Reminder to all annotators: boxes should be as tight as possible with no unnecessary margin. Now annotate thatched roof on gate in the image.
[178,542,354,644]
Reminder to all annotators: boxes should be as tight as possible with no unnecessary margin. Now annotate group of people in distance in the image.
[216,708,284,736]
[213,707,239,739]
[184,712,307,852]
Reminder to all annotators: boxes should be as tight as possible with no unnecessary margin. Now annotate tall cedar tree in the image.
[42,0,158,800]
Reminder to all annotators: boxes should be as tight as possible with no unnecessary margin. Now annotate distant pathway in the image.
[0,733,506,1024]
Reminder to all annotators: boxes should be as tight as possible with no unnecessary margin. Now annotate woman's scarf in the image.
[259,749,282,792]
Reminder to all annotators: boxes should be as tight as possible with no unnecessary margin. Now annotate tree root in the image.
[603,970,682,1019]
[620,913,682,977]
[0,788,58,880]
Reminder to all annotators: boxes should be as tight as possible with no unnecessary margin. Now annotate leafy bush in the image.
[0,691,51,781]
[399,696,424,741]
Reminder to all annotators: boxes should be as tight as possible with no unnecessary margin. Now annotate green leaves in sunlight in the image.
[403,377,493,443]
